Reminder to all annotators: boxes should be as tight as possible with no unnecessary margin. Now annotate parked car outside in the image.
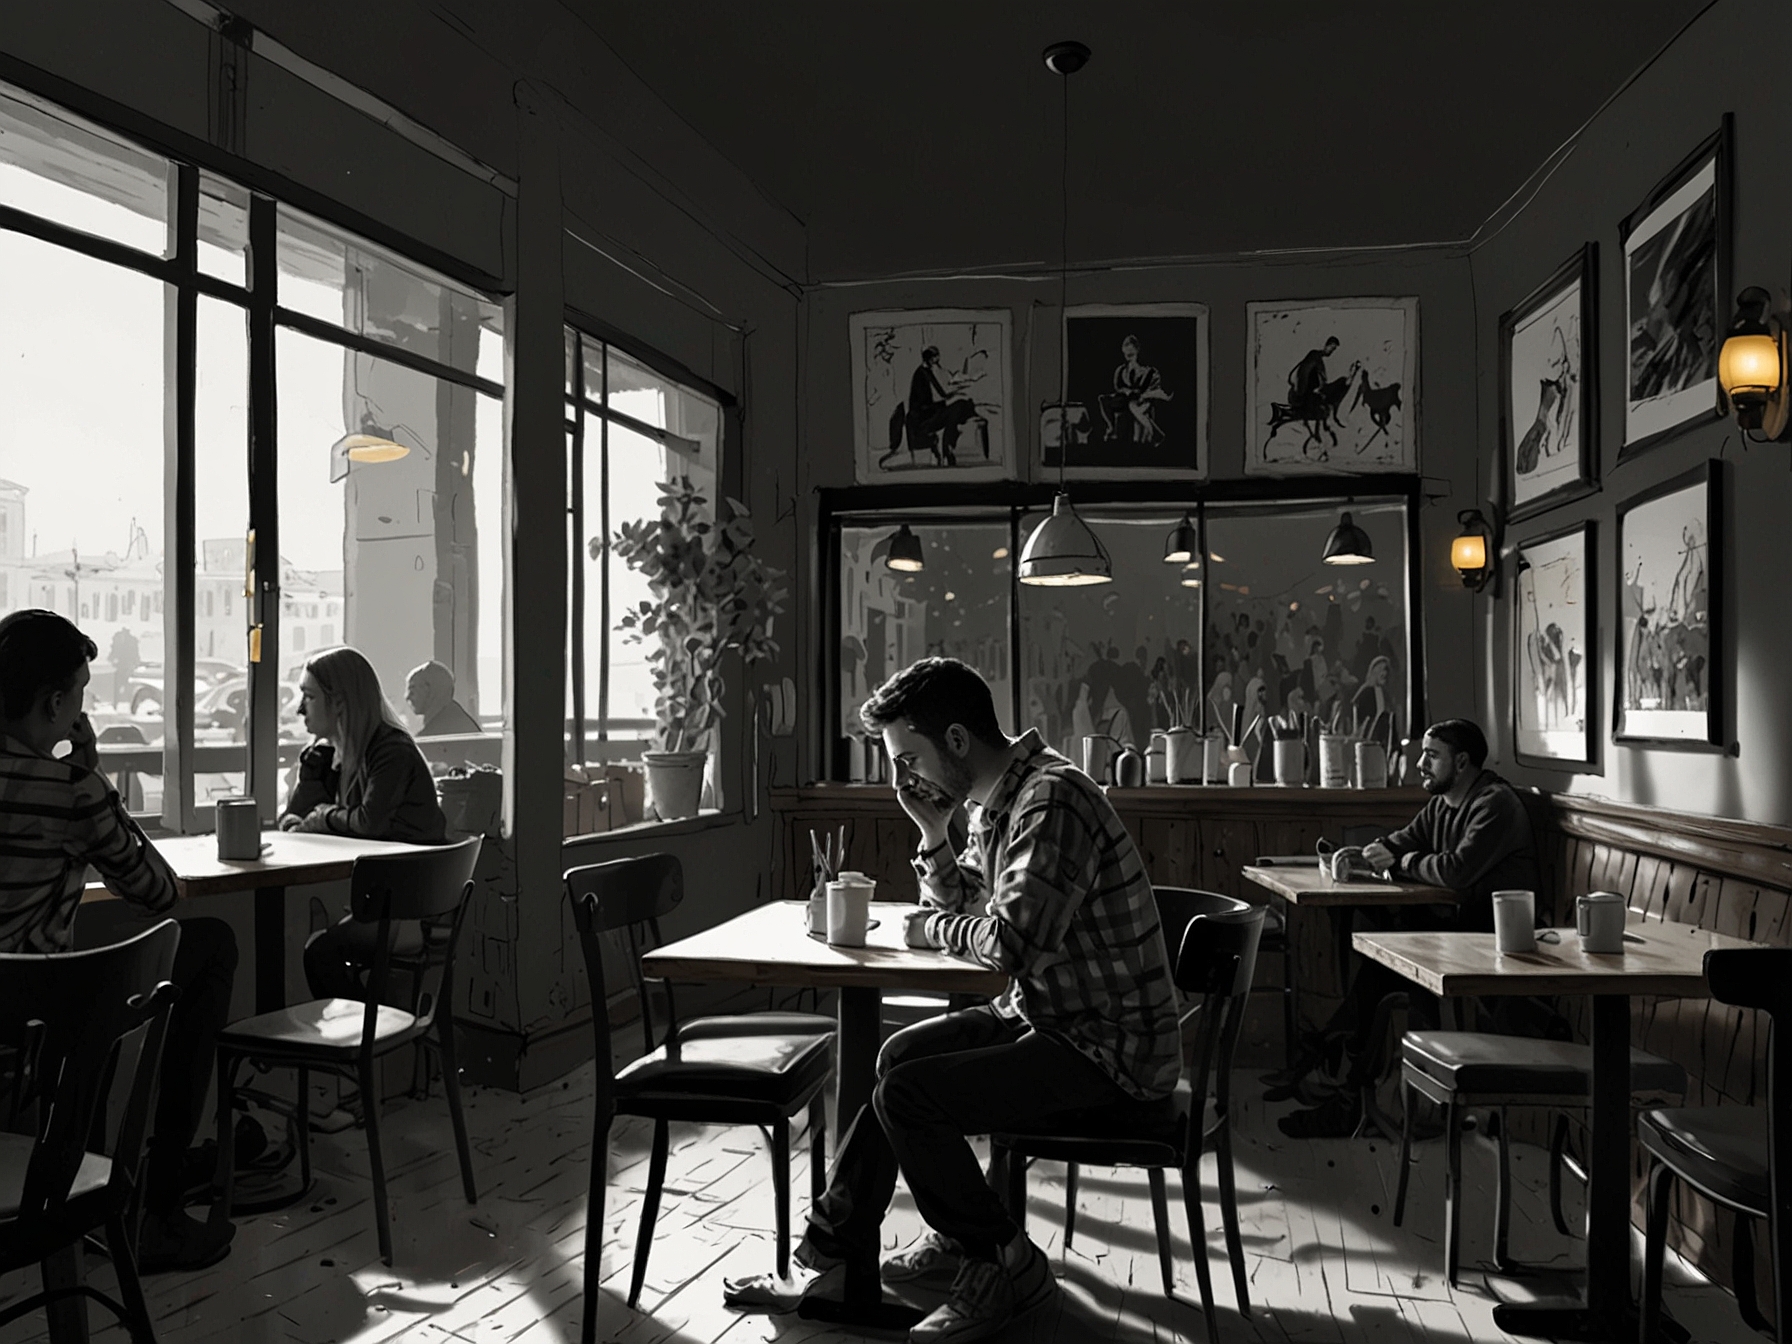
[123,659,239,714]
[196,676,303,738]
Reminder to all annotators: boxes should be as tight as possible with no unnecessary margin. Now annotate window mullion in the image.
[245,195,280,813]
[597,346,611,742]
[165,166,198,832]
[568,336,586,764]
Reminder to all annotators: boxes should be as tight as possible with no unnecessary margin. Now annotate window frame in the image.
[821,478,1425,782]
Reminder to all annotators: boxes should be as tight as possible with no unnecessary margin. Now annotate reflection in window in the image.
[839,520,1013,769]
[0,85,170,256]
[1017,513,1200,762]
[1203,499,1409,748]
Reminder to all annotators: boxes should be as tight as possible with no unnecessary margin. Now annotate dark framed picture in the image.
[1514,521,1595,770]
[850,308,1016,484]
[1047,303,1208,479]
[1503,246,1598,522]
[1615,461,1722,747]
[1620,119,1731,459]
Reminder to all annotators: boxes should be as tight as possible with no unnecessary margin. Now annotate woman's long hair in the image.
[304,646,407,796]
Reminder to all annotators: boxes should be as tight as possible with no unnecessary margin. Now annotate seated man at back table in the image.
[726,657,1183,1344]
[0,610,238,1270]
[1275,717,1540,1138]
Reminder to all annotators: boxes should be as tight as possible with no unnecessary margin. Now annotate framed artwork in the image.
[1245,297,1419,476]
[850,308,1014,484]
[1503,245,1598,521]
[1514,522,1595,769]
[1615,461,1723,747]
[1620,120,1731,458]
[1045,303,1208,479]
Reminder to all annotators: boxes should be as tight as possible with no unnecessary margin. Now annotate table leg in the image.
[254,884,287,1015]
[1492,993,1634,1341]
[797,985,925,1331]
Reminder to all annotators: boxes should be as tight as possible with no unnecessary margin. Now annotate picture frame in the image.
[1244,297,1419,476]
[850,308,1015,485]
[1619,119,1732,460]
[1503,245,1599,522]
[1046,303,1209,480]
[1513,521,1596,770]
[1614,460,1723,747]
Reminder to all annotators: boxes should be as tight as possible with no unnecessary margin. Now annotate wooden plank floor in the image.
[0,1061,1763,1344]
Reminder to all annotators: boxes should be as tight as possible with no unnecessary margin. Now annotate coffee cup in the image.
[826,876,875,947]
[215,796,262,861]
[1577,891,1627,954]
[1492,889,1537,954]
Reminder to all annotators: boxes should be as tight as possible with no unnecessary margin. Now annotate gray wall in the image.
[1471,0,1792,823]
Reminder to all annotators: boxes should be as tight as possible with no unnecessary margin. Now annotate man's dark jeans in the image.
[804,1005,1134,1265]
[141,915,238,1213]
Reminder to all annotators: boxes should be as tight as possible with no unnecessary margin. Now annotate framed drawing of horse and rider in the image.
[1514,521,1597,770]
[1245,297,1418,476]
[1503,245,1599,523]
[1049,303,1209,479]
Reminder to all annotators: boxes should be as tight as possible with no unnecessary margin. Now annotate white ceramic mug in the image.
[826,877,874,947]
[1355,741,1388,789]
[1577,890,1627,954]
[1318,734,1351,788]
[215,796,261,861]
[1493,889,1537,954]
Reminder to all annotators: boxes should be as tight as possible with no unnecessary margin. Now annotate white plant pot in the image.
[643,750,707,821]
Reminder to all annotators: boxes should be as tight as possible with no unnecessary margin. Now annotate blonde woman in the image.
[281,646,446,1005]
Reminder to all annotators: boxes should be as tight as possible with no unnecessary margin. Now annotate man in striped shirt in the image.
[0,609,238,1272]
[729,658,1180,1344]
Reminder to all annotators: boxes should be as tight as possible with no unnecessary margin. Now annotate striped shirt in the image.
[0,734,179,953]
[913,730,1181,1099]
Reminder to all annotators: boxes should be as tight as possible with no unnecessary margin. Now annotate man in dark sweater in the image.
[1276,718,1539,1137]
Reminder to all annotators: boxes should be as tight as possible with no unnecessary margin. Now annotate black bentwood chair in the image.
[214,836,483,1265]
[993,888,1265,1344]
[566,854,834,1342]
[1639,947,1792,1344]
[0,922,181,1344]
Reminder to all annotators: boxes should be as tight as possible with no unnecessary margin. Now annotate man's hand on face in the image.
[65,712,99,774]
[1362,839,1398,873]
[903,909,935,949]
[896,774,953,851]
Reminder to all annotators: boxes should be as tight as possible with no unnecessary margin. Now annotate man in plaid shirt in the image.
[728,658,1179,1344]
[0,610,239,1272]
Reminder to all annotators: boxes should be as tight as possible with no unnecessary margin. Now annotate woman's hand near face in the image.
[278,813,303,832]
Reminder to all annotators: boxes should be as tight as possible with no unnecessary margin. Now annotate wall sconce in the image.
[1452,508,1497,591]
[1162,512,1197,564]
[1320,510,1374,566]
[333,416,410,463]
[1718,286,1790,442]
[884,524,925,573]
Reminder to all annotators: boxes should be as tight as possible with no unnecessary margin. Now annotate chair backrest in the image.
[0,921,179,1230]
[1705,947,1792,1337]
[564,854,686,1080]
[348,835,483,1039]
[1153,887,1265,1118]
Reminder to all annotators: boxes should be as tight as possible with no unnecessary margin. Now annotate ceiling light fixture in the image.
[884,524,925,573]
[1162,511,1198,565]
[1019,39,1111,589]
[1321,510,1375,566]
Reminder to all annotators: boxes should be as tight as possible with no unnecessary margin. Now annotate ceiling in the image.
[583,1,1710,284]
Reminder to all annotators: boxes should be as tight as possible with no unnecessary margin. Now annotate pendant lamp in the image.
[1162,511,1197,564]
[1020,40,1110,588]
[1321,510,1374,566]
[885,524,925,573]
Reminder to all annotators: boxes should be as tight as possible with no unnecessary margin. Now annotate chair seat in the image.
[679,1012,835,1040]
[1638,1106,1768,1215]
[992,1079,1188,1166]
[1403,1031,1686,1097]
[219,997,422,1056]
[0,1133,112,1219]
[618,1031,833,1107]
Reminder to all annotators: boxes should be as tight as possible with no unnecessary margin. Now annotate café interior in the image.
[4,2,1792,1343]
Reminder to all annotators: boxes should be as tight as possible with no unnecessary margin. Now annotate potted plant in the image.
[603,476,788,820]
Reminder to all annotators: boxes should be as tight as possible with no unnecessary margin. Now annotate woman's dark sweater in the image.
[282,723,447,843]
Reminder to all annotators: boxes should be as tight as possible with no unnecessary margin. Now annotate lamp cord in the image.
[1057,66,1069,492]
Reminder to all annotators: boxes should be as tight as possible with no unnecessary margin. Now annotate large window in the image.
[830,495,1413,777]
[0,80,508,826]
[565,329,721,764]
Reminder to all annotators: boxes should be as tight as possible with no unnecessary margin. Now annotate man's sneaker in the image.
[910,1259,1014,1344]
[882,1229,963,1283]
[136,1209,234,1274]
[1005,1237,1057,1316]
[722,1237,843,1310]
[1276,1090,1364,1140]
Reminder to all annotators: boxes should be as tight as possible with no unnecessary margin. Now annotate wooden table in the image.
[85,832,437,1012]
[643,899,1007,1328]
[1353,918,1763,1342]
[1242,860,1456,1042]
